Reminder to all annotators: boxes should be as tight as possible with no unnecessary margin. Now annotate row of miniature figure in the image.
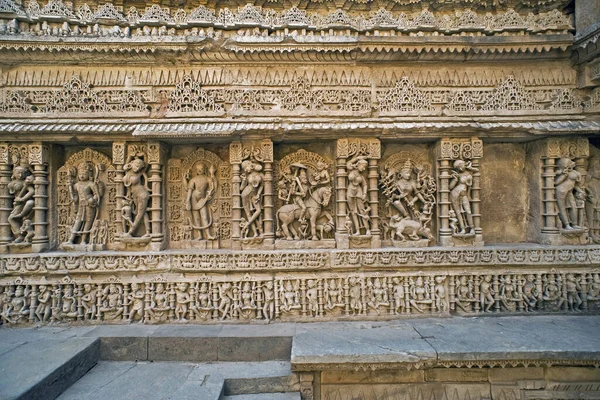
[1,272,598,325]
[1,137,598,253]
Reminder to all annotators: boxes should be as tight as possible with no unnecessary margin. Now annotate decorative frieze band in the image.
[1,246,598,274]
[0,75,591,118]
[1,265,598,325]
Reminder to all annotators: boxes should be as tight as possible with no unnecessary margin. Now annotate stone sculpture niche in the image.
[0,143,50,253]
[336,138,381,249]
[230,140,274,249]
[275,149,335,249]
[114,143,165,251]
[540,138,589,245]
[380,152,436,247]
[438,138,483,247]
[57,148,115,251]
[586,155,600,244]
[168,147,232,249]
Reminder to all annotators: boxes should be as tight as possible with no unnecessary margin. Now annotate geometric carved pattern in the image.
[39,76,109,113]
[377,77,433,113]
[167,74,223,114]
[481,75,539,111]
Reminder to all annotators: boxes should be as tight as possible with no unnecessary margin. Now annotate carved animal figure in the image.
[276,186,332,241]
[388,215,434,242]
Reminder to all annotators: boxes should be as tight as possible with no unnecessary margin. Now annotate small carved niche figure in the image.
[240,159,265,239]
[555,157,586,232]
[185,162,217,241]
[7,164,35,244]
[64,162,105,246]
[122,155,151,239]
[127,283,145,323]
[175,282,191,321]
[449,160,478,236]
[346,155,371,236]
[99,283,124,321]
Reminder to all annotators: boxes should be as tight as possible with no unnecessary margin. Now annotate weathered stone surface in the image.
[0,337,99,400]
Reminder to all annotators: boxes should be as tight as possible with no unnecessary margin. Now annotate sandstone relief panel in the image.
[230,140,274,249]
[336,138,381,249]
[168,147,232,249]
[57,148,116,251]
[1,270,599,325]
[540,138,590,245]
[275,148,335,249]
[380,148,436,247]
[0,143,50,254]
[437,138,483,247]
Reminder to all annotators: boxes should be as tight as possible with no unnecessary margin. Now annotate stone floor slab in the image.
[0,337,99,400]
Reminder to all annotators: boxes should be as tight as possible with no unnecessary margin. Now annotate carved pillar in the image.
[147,142,167,250]
[112,142,126,242]
[335,138,380,249]
[437,137,483,247]
[229,139,274,250]
[540,138,590,245]
[263,158,274,245]
[335,148,348,244]
[29,143,50,252]
[0,143,11,252]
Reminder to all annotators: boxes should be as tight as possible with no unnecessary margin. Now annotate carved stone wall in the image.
[0,0,599,329]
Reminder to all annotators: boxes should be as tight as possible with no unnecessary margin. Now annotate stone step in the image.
[57,360,298,400]
[0,336,99,400]
[221,393,302,400]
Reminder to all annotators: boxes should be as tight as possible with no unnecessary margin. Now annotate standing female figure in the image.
[240,160,264,238]
[346,155,370,235]
[449,159,478,235]
[122,157,151,238]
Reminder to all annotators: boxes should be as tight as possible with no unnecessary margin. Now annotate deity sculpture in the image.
[240,160,264,239]
[586,158,600,242]
[64,162,104,246]
[521,275,539,312]
[148,283,170,322]
[185,162,217,241]
[479,275,495,312]
[449,160,478,236]
[367,278,389,315]
[122,156,151,239]
[455,276,475,313]
[7,165,35,244]
[192,282,213,320]
[409,276,433,313]
[35,285,52,323]
[348,277,363,315]
[306,279,318,317]
[99,283,124,320]
[280,280,301,313]
[324,279,344,312]
[81,284,98,320]
[175,282,191,321]
[127,283,145,323]
[59,285,78,322]
[262,281,275,322]
[555,158,586,232]
[346,155,371,236]
[7,285,29,324]
[276,156,334,242]
[391,277,405,315]
[381,159,436,244]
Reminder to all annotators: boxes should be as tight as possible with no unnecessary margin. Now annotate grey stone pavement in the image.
[1,316,599,399]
